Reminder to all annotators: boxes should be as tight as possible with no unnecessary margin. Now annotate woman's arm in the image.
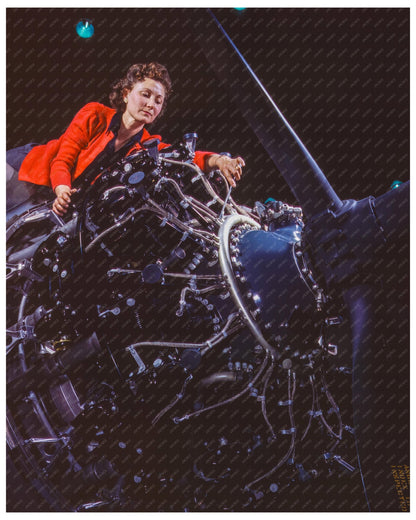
[50,103,107,215]
[49,103,104,191]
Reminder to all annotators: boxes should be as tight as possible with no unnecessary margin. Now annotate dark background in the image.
[7,7,409,207]
[5,8,410,512]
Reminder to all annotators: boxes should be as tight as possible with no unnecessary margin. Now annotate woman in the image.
[13,62,245,216]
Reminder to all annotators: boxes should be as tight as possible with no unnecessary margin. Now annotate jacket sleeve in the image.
[193,150,215,172]
[49,103,106,190]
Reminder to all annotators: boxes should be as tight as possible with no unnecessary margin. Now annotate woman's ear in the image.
[122,88,130,104]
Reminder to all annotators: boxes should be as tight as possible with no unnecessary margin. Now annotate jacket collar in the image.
[108,111,162,148]
[107,111,144,145]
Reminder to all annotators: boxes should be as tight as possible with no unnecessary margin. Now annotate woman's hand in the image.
[53,185,77,216]
[205,154,245,188]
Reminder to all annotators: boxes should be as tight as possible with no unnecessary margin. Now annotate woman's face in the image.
[123,78,166,127]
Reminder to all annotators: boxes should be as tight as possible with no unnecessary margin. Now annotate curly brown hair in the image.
[109,62,172,114]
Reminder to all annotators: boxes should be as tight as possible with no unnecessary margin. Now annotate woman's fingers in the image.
[225,169,236,188]
[52,189,74,216]
[233,157,245,181]
[52,199,66,216]
[60,192,72,204]
[227,157,245,186]
[216,156,245,187]
[52,186,79,215]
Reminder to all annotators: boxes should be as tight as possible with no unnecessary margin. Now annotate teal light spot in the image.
[76,20,95,39]
[390,180,403,190]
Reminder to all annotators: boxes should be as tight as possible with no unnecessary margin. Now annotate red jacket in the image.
[18,102,213,191]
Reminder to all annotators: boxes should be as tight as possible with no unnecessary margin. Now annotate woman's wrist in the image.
[204,154,222,172]
[54,184,71,195]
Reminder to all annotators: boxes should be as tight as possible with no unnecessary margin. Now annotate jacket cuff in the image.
[193,151,215,172]
[50,169,72,192]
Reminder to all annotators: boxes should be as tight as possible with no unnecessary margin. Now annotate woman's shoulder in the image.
[76,102,116,118]
[70,102,117,132]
